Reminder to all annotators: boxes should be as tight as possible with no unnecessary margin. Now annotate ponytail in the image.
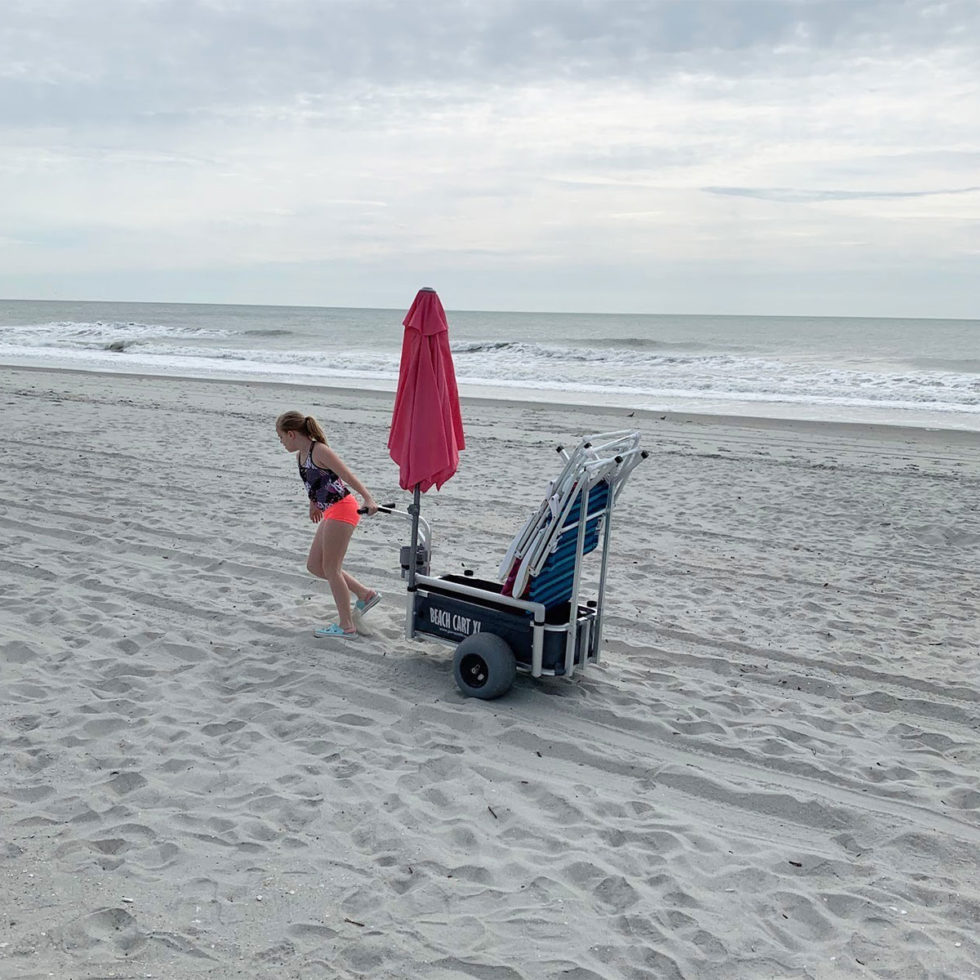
[276,410,329,444]
[304,415,328,444]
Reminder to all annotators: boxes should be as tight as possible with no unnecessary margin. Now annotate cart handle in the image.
[357,502,397,515]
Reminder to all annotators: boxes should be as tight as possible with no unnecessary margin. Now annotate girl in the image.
[276,411,382,638]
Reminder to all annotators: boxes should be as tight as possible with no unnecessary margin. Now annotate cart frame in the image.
[392,431,646,697]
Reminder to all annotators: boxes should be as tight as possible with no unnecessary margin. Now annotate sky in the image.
[1,0,978,317]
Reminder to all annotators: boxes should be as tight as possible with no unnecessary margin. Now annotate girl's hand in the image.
[362,495,380,516]
[309,502,322,523]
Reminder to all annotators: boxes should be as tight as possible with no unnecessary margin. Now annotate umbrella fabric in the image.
[388,288,465,492]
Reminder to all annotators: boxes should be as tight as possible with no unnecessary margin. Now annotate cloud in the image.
[705,185,980,203]
[3,0,978,126]
[1,0,978,313]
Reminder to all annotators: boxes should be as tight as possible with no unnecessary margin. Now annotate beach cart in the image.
[389,431,647,699]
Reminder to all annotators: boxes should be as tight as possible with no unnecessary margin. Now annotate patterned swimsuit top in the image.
[299,443,350,511]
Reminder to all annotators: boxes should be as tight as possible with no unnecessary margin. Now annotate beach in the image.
[1,364,978,979]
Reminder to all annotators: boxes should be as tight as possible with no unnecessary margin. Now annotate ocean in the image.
[1,298,978,430]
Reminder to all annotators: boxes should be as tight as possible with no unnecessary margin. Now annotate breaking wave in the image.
[1,305,977,424]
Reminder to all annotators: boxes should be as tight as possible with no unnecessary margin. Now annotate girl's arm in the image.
[313,443,378,514]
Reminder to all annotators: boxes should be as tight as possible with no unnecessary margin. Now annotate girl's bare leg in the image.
[308,533,373,600]
[307,519,358,632]
[342,570,374,602]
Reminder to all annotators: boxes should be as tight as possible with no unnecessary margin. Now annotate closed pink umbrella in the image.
[388,287,465,585]
[389,287,464,490]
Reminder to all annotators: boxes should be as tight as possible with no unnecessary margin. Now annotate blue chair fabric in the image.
[526,481,610,608]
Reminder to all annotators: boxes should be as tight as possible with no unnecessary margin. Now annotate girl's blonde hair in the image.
[276,410,328,444]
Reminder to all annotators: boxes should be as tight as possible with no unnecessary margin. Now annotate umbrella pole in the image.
[404,483,422,641]
[408,483,422,591]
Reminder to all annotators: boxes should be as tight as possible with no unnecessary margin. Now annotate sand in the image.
[1,365,978,980]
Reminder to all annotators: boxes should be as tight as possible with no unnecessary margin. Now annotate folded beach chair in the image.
[499,430,645,604]
[396,430,647,699]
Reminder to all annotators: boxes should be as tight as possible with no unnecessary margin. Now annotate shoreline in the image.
[4,361,979,445]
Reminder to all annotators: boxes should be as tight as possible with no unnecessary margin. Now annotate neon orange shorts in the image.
[322,494,360,527]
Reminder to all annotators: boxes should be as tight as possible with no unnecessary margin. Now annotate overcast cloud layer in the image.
[1,0,978,315]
